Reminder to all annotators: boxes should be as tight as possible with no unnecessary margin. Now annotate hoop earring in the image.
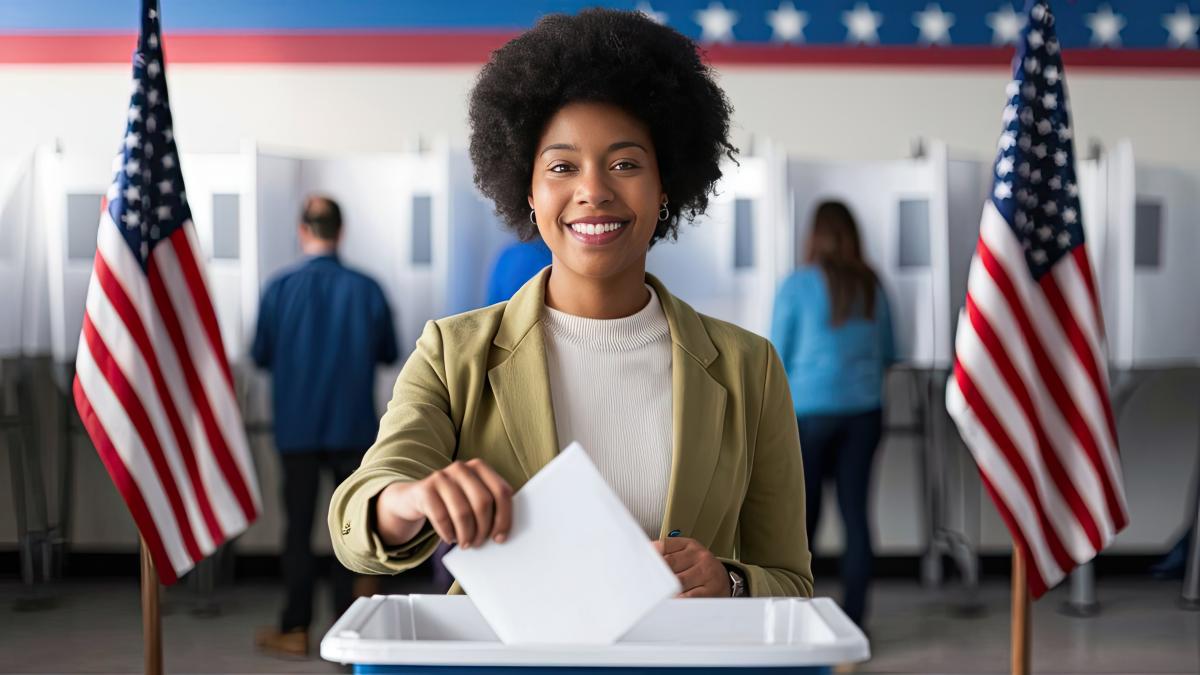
[529,210,537,225]
[658,200,670,222]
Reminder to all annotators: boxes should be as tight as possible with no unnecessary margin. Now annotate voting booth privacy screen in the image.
[10,137,1199,397]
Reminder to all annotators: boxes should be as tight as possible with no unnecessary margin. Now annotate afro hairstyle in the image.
[467,8,737,245]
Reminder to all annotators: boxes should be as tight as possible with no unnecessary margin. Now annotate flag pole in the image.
[1011,544,1031,675]
[140,536,163,675]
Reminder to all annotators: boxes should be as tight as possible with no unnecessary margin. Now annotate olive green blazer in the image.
[328,269,813,597]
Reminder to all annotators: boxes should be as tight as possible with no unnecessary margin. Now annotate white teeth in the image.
[570,221,625,235]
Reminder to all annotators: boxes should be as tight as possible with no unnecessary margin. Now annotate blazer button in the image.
[342,522,352,535]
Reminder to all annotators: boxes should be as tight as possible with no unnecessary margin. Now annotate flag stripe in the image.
[96,217,248,537]
[145,252,258,523]
[947,373,1053,595]
[1040,275,1119,450]
[81,311,205,563]
[952,356,1076,575]
[172,224,236,391]
[73,375,180,585]
[978,473,1050,598]
[965,243,1115,546]
[977,218,1125,535]
[76,339,191,577]
[155,233,261,517]
[962,287,1103,556]
[92,252,224,548]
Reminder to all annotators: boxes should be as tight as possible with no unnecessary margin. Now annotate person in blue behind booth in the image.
[329,9,813,602]
[486,237,553,305]
[252,195,399,657]
[771,201,896,629]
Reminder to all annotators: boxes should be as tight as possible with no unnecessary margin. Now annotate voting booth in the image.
[1079,141,1200,370]
[647,147,789,337]
[322,595,869,674]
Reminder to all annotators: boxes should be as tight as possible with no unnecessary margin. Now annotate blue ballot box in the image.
[322,595,869,674]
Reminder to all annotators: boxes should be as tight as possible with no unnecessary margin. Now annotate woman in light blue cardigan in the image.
[770,200,896,628]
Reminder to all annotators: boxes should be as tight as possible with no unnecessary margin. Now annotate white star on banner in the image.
[766,2,809,43]
[635,2,667,26]
[843,2,883,44]
[1086,4,1126,47]
[1163,5,1200,48]
[913,3,955,45]
[694,2,739,43]
[986,3,1025,45]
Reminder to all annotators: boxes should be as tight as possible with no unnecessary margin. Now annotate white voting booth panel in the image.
[322,595,868,670]
[1083,142,1200,368]
[0,154,37,358]
[647,152,788,337]
[42,150,253,366]
[786,143,987,368]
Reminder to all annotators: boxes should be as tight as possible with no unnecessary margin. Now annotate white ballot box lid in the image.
[321,595,870,668]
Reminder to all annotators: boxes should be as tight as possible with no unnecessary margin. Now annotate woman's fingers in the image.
[446,463,495,548]
[432,474,476,546]
[467,459,514,543]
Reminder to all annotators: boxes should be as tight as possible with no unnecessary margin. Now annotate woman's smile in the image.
[564,216,632,245]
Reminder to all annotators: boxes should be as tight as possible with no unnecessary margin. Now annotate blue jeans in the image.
[797,409,883,628]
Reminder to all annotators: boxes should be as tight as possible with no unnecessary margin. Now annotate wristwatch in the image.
[727,566,746,597]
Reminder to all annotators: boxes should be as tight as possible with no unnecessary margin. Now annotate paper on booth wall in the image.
[441,442,682,645]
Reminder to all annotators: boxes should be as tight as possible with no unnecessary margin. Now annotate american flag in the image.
[72,0,261,585]
[946,0,1129,599]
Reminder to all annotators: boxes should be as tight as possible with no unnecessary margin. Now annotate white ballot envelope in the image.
[441,442,682,645]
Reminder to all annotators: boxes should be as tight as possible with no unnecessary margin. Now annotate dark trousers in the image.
[798,409,883,628]
[279,449,363,632]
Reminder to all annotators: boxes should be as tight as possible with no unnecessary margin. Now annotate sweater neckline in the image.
[542,285,670,352]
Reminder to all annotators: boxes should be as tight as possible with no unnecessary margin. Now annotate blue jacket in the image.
[770,266,896,416]
[252,254,398,452]
[486,239,553,305]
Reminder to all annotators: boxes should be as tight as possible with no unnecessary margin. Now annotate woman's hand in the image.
[375,459,514,549]
[653,536,732,597]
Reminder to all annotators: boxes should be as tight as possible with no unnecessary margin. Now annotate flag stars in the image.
[1057,231,1072,248]
[1024,56,1041,74]
[124,158,140,176]
[124,132,140,149]
[1063,207,1078,224]
[766,2,809,43]
[156,205,172,220]
[1037,225,1053,241]
[913,3,955,46]
[694,2,739,43]
[1054,150,1068,167]
[994,181,1013,199]
[122,211,141,229]
[987,4,1025,45]
[1067,182,1079,197]
[997,156,1014,176]
[1037,119,1053,135]
[158,179,174,194]
[843,2,884,44]
[148,33,159,49]
[147,60,161,78]
[1041,92,1058,110]
[162,153,176,169]
[1022,82,1037,100]
[128,105,142,122]
[123,185,141,203]
[1043,201,1058,216]
[147,89,160,106]
[1057,125,1073,142]
[1044,65,1060,85]
[1031,249,1049,265]
[1032,143,1047,159]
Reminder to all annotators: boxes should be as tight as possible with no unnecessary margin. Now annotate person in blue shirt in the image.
[770,200,896,629]
[485,237,553,304]
[252,195,398,657]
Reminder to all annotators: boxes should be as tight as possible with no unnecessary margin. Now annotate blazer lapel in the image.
[650,275,727,541]
[488,267,560,480]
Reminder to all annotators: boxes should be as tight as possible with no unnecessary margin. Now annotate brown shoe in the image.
[255,626,309,659]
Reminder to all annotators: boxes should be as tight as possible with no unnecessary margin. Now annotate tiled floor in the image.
[0,576,1196,674]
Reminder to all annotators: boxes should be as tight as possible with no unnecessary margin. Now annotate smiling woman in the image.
[329,8,814,601]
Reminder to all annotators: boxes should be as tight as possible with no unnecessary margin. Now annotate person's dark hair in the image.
[300,195,342,240]
[804,201,879,326]
[468,8,737,245]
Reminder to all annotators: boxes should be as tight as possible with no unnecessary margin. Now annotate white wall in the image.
[2,65,1197,165]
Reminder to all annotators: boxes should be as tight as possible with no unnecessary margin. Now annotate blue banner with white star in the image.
[1,1,1196,65]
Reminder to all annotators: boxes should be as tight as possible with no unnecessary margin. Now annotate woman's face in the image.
[528,102,665,283]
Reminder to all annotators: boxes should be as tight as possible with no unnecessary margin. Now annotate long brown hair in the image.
[804,201,879,326]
